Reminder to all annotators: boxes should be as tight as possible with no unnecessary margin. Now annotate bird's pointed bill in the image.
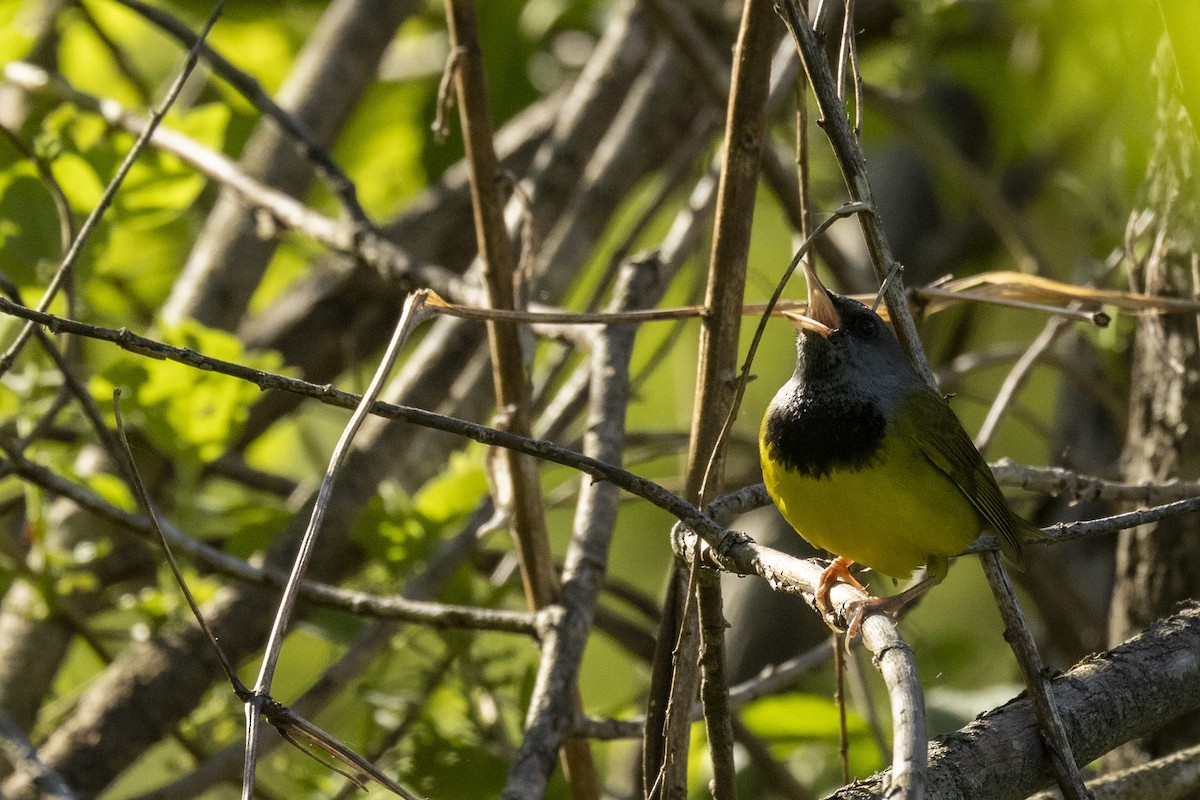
[782,308,835,338]
[802,261,842,332]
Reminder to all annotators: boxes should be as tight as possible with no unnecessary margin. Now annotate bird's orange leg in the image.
[843,557,949,641]
[815,556,868,618]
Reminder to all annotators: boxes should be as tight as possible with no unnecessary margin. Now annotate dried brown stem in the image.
[442,0,595,795]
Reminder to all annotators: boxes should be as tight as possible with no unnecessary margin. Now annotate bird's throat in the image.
[760,384,886,479]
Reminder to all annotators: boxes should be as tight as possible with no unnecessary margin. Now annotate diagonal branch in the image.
[830,605,1200,800]
[242,293,432,792]
[112,0,376,226]
[775,2,1089,797]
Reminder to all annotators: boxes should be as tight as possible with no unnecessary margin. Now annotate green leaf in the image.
[0,167,65,287]
[413,449,488,524]
[0,3,34,66]
[172,103,230,151]
[85,472,136,512]
[49,151,105,214]
[354,488,434,569]
[332,82,428,217]
[95,320,285,466]
[1160,0,1200,137]
[113,143,208,229]
[740,692,869,742]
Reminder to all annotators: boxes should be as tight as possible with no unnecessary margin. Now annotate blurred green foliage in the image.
[0,0,1187,797]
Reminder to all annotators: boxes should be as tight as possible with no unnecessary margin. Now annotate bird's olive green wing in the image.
[902,389,1028,568]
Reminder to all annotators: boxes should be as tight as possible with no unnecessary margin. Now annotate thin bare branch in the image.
[991,464,1200,505]
[830,605,1200,800]
[13,294,1200,565]
[502,261,654,799]
[3,63,470,302]
[443,0,558,612]
[775,0,931,381]
[111,391,249,698]
[975,312,1074,453]
[0,713,76,800]
[243,293,432,789]
[1028,742,1200,800]
[443,0,595,793]
[979,553,1090,800]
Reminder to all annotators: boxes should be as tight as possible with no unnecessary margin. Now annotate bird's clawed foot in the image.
[816,558,940,646]
[840,571,942,643]
[842,593,908,642]
[815,556,868,620]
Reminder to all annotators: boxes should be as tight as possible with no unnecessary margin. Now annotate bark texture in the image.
[1109,43,1200,767]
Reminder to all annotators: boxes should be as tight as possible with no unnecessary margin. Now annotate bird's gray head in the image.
[791,293,923,407]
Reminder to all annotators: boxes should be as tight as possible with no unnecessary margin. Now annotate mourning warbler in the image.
[759,264,1033,633]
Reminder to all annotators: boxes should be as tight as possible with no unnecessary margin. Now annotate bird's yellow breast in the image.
[759,416,983,579]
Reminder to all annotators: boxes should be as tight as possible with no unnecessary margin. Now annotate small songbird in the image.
[759,264,1035,635]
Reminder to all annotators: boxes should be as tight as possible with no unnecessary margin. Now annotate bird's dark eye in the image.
[850,315,877,339]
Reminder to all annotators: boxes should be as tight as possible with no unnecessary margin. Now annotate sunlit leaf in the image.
[413,449,488,524]
[0,168,65,286]
[94,320,285,466]
[740,692,869,741]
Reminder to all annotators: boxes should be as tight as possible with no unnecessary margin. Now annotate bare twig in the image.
[242,292,432,792]
[1027,742,1200,800]
[677,3,780,796]
[0,448,543,636]
[1031,495,1200,545]
[830,605,1200,800]
[3,63,470,301]
[643,0,782,786]
[975,312,1074,453]
[915,287,1105,325]
[990,463,1200,505]
[12,295,1200,561]
[776,3,1091,797]
[775,0,931,381]
[979,553,1090,800]
[501,262,653,799]
[111,393,424,799]
[442,0,558,612]
[0,712,76,800]
[442,1,598,794]
[112,391,247,698]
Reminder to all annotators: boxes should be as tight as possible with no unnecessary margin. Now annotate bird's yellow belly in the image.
[760,430,982,578]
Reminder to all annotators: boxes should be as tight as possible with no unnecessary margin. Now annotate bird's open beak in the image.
[783,263,841,338]
[782,308,834,337]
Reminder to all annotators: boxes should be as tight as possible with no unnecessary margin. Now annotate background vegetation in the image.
[0,0,1196,798]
